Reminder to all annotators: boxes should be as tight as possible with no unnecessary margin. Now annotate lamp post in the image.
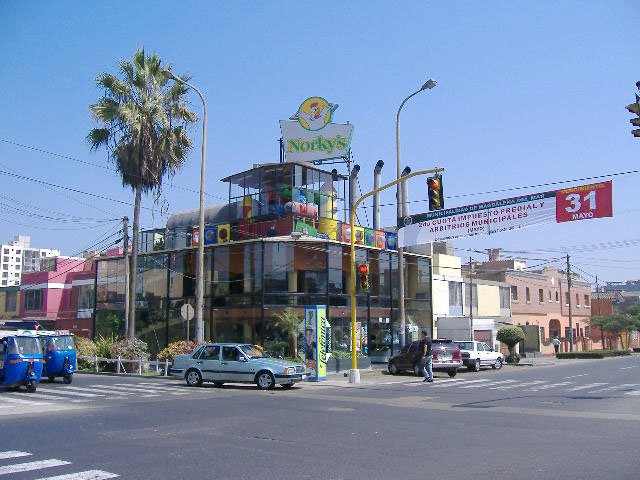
[396,79,436,348]
[163,70,207,342]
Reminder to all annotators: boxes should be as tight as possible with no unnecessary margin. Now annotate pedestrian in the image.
[552,336,561,354]
[419,330,433,383]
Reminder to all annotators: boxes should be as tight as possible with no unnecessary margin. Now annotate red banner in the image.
[555,181,613,223]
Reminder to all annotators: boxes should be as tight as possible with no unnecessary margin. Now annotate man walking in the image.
[419,330,433,383]
[552,336,561,355]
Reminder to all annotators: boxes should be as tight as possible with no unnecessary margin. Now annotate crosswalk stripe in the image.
[0,395,51,406]
[0,451,31,460]
[590,383,640,392]
[137,382,189,391]
[112,383,189,392]
[109,384,190,395]
[566,383,608,391]
[431,379,490,388]
[35,469,119,480]
[32,387,104,398]
[624,390,640,396]
[64,386,134,396]
[0,459,71,475]
[90,384,188,395]
[525,381,573,391]
[490,380,546,390]
[459,380,516,389]
[6,392,74,402]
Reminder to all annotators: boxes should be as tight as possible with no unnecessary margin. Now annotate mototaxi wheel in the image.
[63,374,73,384]
[26,380,37,393]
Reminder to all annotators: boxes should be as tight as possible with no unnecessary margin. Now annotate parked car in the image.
[387,339,462,377]
[169,343,306,390]
[454,341,504,372]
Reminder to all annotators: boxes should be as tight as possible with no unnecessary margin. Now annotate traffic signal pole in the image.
[348,167,444,383]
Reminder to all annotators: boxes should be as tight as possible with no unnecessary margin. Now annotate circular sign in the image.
[180,303,194,321]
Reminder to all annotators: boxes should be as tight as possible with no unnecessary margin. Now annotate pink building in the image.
[476,250,599,354]
[19,256,96,337]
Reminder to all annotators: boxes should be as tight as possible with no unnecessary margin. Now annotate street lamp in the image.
[396,78,436,348]
[163,69,207,342]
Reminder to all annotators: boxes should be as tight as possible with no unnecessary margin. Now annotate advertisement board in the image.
[398,181,613,248]
[304,305,327,381]
[280,97,354,163]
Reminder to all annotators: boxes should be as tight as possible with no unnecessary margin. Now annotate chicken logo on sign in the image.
[289,97,339,131]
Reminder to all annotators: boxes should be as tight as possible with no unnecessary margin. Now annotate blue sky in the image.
[1,1,638,284]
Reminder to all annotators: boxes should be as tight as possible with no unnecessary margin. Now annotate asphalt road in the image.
[1,355,639,480]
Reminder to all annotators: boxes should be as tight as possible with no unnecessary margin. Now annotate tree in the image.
[592,310,640,350]
[497,326,525,359]
[272,308,303,358]
[88,49,197,339]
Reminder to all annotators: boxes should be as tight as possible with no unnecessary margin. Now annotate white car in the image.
[454,341,504,372]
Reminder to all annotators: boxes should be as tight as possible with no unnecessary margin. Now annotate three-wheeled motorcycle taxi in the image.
[37,330,76,384]
[0,330,43,392]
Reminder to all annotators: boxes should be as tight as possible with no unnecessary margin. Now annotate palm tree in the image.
[273,308,303,358]
[88,49,197,339]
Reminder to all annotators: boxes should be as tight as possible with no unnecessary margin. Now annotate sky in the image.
[1,1,638,285]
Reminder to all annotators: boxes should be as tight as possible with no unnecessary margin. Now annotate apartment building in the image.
[1,235,60,287]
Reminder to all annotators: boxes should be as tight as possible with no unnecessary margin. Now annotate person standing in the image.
[419,330,433,383]
[552,336,561,355]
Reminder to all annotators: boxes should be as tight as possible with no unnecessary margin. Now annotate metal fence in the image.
[77,356,170,376]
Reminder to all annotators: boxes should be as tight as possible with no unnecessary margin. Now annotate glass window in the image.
[499,287,510,309]
[555,291,559,302]
[576,293,580,307]
[584,294,590,306]
[264,243,293,293]
[538,289,544,303]
[511,286,518,301]
[525,287,531,302]
[565,292,570,305]
[199,345,219,360]
[222,346,242,361]
[24,289,43,311]
[5,290,17,311]
[449,282,463,307]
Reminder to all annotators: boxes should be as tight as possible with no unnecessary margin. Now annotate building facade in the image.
[1,235,60,287]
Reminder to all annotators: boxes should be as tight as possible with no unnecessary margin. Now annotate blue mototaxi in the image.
[0,330,43,392]
[37,330,76,384]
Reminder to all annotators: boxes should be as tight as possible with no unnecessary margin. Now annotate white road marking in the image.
[624,390,640,396]
[566,383,608,391]
[112,383,190,393]
[0,451,31,460]
[0,395,51,406]
[72,386,137,396]
[590,383,640,393]
[6,392,73,402]
[564,374,588,379]
[490,380,546,390]
[525,381,573,391]
[90,384,188,396]
[32,387,104,398]
[431,379,490,388]
[0,459,71,475]
[35,469,119,480]
[459,380,516,389]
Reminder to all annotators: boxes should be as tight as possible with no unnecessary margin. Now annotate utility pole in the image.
[566,254,573,352]
[123,216,130,337]
[469,257,474,341]
[595,274,605,349]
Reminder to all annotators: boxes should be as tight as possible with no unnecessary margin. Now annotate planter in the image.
[326,357,371,373]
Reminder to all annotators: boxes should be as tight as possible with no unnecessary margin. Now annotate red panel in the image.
[555,181,613,223]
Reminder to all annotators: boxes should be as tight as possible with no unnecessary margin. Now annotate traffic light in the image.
[427,174,444,211]
[626,88,640,137]
[357,263,370,291]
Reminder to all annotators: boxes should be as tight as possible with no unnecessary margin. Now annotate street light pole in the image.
[163,70,207,342]
[396,79,436,348]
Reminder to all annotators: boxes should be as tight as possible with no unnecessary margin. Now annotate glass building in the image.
[94,161,433,359]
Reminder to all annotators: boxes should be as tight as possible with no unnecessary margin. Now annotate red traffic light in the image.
[357,264,369,275]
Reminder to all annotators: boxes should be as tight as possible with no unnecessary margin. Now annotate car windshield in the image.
[456,342,474,350]
[48,336,76,351]
[10,337,41,355]
[239,345,268,359]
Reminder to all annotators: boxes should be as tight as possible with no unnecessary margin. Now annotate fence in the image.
[77,355,170,376]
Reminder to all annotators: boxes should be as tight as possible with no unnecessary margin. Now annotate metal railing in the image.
[77,355,170,376]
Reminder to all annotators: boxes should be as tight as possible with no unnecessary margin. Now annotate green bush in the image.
[329,350,365,359]
[108,338,150,361]
[556,350,631,359]
[75,336,97,370]
[506,353,521,364]
[157,340,205,361]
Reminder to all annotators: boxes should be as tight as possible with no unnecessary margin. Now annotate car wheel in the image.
[185,369,203,387]
[213,382,224,388]
[447,369,457,378]
[63,374,73,384]
[413,364,422,377]
[388,362,399,375]
[281,383,294,389]
[256,371,276,390]
[26,380,37,393]
[470,359,480,372]
[493,358,503,370]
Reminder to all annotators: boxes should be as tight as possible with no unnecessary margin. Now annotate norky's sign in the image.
[280,96,354,163]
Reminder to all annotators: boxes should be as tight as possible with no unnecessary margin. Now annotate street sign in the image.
[555,181,613,223]
[180,304,194,321]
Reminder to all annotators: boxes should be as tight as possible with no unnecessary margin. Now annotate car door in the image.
[219,346,251,383]
[481,342,497,364]
[474,342,487,365]
[196,345,221,381]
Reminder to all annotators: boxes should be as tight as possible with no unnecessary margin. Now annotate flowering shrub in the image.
[108,338,150,361]
[157,340,208,361]
[76,336,98,370]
